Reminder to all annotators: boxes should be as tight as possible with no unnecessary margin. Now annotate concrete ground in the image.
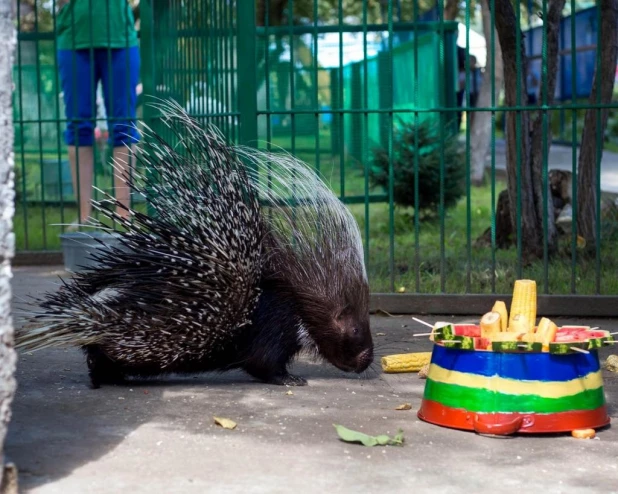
[5,266,618,494]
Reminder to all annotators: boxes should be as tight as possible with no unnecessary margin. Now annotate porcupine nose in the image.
[355,347,374,373]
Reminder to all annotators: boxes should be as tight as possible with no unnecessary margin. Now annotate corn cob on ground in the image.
[381,352,432,373]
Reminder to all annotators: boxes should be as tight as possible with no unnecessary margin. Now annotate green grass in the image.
[349,178,618,295]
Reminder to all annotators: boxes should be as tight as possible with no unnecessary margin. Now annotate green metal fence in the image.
[11,0,618,307]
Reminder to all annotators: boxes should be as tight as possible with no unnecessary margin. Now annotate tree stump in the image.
[475,189,513,248]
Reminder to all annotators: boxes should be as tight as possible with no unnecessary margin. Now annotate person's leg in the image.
[100,46,141,220]
[57,49,96,225]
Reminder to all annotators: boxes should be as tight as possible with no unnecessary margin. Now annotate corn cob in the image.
[509,314,531,334]
[381,352,432,373]
[509,279,537,331]
[491,300,508,331]
[535,317,558,350]
[480,311,501,338]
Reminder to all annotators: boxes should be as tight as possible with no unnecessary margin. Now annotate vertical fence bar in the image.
[313,0,320,179]
[139,0,156,216]
[265,0,272,148]
[490,0,497,294]
[338,0,345,200]
[362,0,369,270]
[289,0,296,158]
[387,0,395,292]
[237,0,258,147]
[569,0,577,293]
[594,4,602,294]
[16,1,29,250]
[51,0,65,232]
[34,2,47,248]
[515,0,523,278]
[541,0,549,294]
[413,0,420,292]
[437,2,446,293]
[464,0,472,293]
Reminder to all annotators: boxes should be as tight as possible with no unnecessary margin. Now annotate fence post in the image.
[330,68,341,154]
[350,62,363,161]
[138,0,157,217]
[237,0,258,147]
[139,0,156,124]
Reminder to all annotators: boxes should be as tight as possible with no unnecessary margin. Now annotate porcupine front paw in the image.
[268,373,308,386]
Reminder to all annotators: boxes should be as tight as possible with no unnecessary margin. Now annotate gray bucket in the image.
[60,232,126,273]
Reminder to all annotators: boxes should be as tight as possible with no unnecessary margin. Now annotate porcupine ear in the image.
[234,146,368,324]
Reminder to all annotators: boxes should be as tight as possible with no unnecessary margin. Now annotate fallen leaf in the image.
[373,309,402,318]
[333,424,404,447]
[395,403,412,411]
[214,416,237,430]
[376,332,386,336]
[605,354,618,373]
[285,390,294,395]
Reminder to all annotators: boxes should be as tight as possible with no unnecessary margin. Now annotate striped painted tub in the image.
[417,345,610,435]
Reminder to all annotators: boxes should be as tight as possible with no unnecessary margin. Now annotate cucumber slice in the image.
[433,323,455,342]
[491,341,542,353]
[549,341,589,355]
[441,335,475,351]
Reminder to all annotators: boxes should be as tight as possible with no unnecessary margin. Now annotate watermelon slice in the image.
[453,324,481,338]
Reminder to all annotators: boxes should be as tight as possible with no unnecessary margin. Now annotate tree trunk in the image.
[444,0,459,21]
[470,0,503,186]
[492,0,563,260]
[256,0,287,26]
[577,0,618,249]
[0,1,17,492]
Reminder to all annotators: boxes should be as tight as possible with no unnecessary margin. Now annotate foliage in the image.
[368,118,466,219]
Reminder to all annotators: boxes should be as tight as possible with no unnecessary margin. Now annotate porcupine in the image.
[16,102,374,388]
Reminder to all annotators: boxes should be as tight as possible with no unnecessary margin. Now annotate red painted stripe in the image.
[418,399,610,435]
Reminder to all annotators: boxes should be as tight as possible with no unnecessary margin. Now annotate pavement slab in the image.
[5,266,618,494]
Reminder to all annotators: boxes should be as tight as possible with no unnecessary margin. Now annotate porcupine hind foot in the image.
[244,365,308,386]
[85,345,127,389]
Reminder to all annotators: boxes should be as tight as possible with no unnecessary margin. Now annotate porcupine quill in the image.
[16,100,374,388]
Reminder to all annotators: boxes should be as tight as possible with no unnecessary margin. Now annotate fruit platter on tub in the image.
[414,279,615,437]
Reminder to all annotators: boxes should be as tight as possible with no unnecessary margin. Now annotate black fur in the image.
[84,283,309,387]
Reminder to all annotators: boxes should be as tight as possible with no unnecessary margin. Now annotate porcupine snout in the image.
[355,347,374,373]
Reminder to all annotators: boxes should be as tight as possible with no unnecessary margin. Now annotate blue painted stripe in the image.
[430,345,600,382]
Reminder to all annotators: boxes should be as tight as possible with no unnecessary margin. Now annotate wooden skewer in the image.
[570,346,590,354]
[413,332,435,337]
[439,340,461,344]
[609,332,618,336]
[412,317,434,329]
[590,327,599,330]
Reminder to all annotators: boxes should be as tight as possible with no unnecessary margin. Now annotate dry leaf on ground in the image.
[214,416,237,430]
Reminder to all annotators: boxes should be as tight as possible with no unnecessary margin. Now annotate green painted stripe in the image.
[424,379,606,414]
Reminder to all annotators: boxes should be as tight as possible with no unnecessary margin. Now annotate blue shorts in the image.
[57,46,141,147]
